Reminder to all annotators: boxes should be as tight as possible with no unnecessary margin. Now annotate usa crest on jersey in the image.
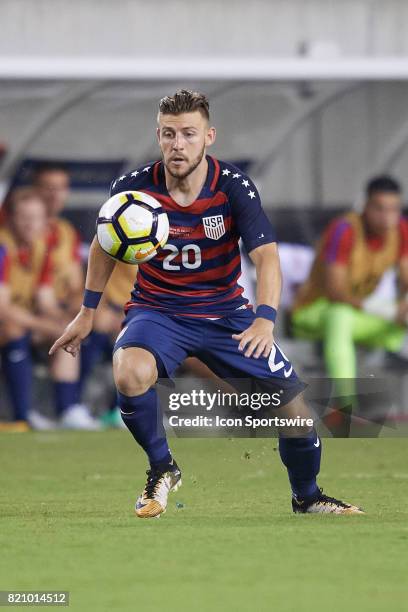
[202,215,226,240]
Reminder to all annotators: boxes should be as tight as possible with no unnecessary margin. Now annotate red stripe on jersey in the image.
[125,302,165,313]
[210,157,220,191]
[141,189,227,215]
[173,312,218,318]
[189,284,244,307]
[141,189,173,205]
[124,301,251,318]
[128,283,161,299]
[142,253,241,286]
[137,270,237,297]
[193,238,236,260]
[164,223,206,242]
[156,216,232,247]
[153,162,160,186]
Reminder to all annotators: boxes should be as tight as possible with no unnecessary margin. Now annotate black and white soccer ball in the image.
[96,191,169,264]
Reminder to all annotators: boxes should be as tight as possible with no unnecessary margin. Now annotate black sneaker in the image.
[135,460,182,518]
[292,488,364,515]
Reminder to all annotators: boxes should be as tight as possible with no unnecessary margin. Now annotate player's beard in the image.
[164,144,206,180]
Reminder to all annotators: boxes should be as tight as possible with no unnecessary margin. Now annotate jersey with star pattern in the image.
[110,156,276,317]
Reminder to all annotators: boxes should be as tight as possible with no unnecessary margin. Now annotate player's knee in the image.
[115,363,155,396]
[113,348,157,396]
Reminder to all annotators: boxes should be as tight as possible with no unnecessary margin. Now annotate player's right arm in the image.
[49,237,115,357]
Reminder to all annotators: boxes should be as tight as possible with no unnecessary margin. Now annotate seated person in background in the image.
[0,188,62,430]
[32,164,99,429]
[291,175,408,410]
[33,163,84,315]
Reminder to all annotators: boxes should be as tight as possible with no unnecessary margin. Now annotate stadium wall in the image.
[2,82,408,208]
[2,1,408,209]
[1,0,408,57]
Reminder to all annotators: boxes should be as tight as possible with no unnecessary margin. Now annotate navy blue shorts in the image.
[113,308,305,406]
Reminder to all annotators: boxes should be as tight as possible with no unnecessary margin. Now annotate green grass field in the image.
[1,433,407,612]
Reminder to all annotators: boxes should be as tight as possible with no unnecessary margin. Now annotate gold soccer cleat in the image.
[135,461,182,518]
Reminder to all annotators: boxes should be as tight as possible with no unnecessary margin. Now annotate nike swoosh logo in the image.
[115,325,128,343]
[314,438,320,448]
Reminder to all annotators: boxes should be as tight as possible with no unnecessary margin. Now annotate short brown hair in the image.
[158,89,209,120]
[32,162,69,183]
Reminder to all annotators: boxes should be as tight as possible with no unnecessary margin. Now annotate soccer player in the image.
[292,175,408,409]
[50,90,363,517]
[0,188,63,429]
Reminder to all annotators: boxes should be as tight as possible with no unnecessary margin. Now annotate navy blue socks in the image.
[279,430,321,500]
[54,381,80,416]
[0,335,32,421]
[118,388,172,469]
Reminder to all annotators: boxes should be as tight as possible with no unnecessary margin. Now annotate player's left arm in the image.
[228,173,278,358]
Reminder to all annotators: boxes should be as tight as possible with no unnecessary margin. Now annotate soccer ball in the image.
[96,191,169,264]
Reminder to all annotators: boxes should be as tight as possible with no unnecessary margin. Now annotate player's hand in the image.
[232,318,274,359]
[49,308,94,357]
